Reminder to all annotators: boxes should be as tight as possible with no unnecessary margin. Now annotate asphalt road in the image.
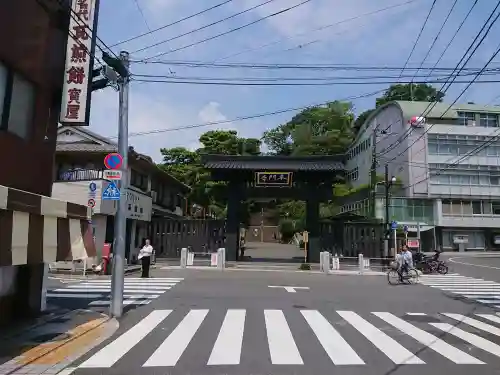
[444,254,500,282]
[66,267,500,375]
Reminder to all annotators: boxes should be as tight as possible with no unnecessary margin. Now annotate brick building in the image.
[0,0,95,325]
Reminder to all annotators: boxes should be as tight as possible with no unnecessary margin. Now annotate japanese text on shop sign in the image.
[60,0,97,125]
[255,172,292,186]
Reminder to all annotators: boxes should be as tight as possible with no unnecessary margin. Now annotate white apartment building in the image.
[344,100,500,251]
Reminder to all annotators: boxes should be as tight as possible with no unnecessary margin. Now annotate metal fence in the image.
[319,220,385,258]
[149,219,226,258]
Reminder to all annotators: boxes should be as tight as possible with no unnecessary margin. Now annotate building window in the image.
[456,111,475,126]
[480,113,498,128]
[0,62,35,139]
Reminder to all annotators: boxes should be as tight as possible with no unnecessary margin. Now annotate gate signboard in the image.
[255,171,292,187]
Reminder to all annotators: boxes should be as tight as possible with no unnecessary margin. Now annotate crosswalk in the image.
[77,309,500,369]
[47,277,183,307]
[420,273,500,308]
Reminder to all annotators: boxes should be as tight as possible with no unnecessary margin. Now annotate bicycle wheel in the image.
[387,270,400,285]
[406,268,419,284]
[437,264,448,274]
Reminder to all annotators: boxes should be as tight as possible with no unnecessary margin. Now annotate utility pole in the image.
[107,51,130,318]
[369,130,378,218]
[384,164,390,258]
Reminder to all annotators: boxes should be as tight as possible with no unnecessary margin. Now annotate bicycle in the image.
[387,262,419,285]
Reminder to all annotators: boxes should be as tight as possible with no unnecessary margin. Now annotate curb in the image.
[1,310,119,375]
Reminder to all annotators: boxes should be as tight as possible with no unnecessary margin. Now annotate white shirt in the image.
[402,250,413,268]
[139,245,153,259]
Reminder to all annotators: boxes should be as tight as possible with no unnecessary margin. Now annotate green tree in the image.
[375,83,444,108]
[262,101,355,156]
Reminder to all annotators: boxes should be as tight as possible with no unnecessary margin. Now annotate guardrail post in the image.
[358,253,364,274]
[180,248,188,268]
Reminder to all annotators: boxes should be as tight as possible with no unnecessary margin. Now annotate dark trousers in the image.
[398,264,408,281]
[141,256,151,278]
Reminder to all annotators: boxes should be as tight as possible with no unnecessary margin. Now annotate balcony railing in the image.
[56,169,105,182]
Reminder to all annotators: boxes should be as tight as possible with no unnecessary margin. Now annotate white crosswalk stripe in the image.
[47,277,183,307]
[419,273,500,308]
[77,309,500,369]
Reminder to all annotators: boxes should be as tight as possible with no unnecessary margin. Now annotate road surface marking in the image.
[406,313,427,316]
[449,257,500,270]
[144,309,208,367]
[265,309,303,365]
[89,295,159,306]
[208,309,246,365]
[442,313,500,337]
[66,285,173,290]
[46,293,103,299]
[80,310,172,368]
[431,323,500,358]
[268,286,309,293]
[337,311,424,364]
[302,310,365,365]
[53,288,165,294]
[476,314,500,325]
[373,312,483,364]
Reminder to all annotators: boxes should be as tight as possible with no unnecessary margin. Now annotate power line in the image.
[132,59,499,72]
[108,89,384,139]
[212,0,421,63]
[131,0,277,55]
[380,1,500,160]
[132,0,152,32]
[139,0,314,60]
[398,0,437,80]
[109,0,235,48]
[423,0,479,81]
[411,0,459,81]
[131,78,500,86]
[131,69,500,81]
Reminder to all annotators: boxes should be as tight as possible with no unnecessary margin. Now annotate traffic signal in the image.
[102,52,128,78]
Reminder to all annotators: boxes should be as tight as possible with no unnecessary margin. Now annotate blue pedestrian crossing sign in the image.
[391,221,398,230]
[102,182,121,200]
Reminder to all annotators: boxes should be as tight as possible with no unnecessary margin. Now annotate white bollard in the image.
[319,251,325,272]
[40,263,49,312]
[364,258,370,270]
[210,252,218,266]
[358,253,364,274]
[180,248,188,268]
[323,252,331,274]
[332,254,340,270]
[217,248,225,270]
[187,252,194,266]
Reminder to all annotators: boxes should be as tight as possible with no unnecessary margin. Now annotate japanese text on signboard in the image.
[59,0,97,125]
[255,172,292,186]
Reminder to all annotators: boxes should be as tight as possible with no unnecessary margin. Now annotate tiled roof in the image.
[201,155,345,171]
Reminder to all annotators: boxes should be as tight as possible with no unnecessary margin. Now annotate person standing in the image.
[138,239,153,278]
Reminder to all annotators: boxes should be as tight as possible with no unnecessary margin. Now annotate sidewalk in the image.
[0,309,118,375]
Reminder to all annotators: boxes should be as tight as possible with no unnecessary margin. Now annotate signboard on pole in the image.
[104,153,123,170]
[391,221,398,230]
[103,170,123,180]
[102,182,121,200]
[59,0,100,126]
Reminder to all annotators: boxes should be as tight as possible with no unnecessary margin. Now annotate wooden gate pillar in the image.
[226,181,242,261]
[305,195,320,263]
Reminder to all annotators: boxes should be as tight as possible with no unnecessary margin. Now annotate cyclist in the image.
[399,244,413,281]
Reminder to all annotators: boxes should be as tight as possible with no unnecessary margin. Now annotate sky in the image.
[88,0,500,162]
